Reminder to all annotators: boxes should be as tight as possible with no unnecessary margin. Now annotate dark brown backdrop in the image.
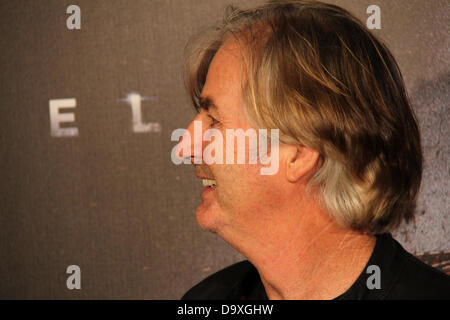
[0,0,448,299]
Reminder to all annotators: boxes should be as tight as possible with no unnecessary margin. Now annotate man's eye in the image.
[208,115,220,127]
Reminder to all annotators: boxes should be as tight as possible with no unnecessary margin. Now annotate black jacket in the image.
[182,233,450,300]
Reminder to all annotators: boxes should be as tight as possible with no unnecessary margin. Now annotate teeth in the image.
[202,179,217,187]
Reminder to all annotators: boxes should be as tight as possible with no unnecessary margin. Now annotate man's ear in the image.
[285,145,321,183]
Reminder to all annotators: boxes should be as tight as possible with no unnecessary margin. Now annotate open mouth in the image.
[202,179,217,188]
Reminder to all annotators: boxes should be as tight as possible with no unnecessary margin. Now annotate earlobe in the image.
[286,145,321,183]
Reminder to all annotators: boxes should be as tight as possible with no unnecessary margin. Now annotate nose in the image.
[175,113,205,164]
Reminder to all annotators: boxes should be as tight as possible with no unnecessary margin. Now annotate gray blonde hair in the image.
[184,0,423,234]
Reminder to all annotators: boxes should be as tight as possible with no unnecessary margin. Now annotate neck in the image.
[218,199,376,300]
[260,226,375,300]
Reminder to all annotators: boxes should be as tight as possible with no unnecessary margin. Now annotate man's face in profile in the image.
[181,39,286,241]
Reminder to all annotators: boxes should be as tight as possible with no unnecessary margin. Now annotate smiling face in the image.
[180,39,287,238]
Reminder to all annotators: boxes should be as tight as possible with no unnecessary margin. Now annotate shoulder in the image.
[385,236,450,299]
[181,260,255,300]
[337,233,450,300]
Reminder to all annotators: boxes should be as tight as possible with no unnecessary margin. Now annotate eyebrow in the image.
[198,96,217,112]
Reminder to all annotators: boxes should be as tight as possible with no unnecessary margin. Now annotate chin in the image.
[195,204,222,233]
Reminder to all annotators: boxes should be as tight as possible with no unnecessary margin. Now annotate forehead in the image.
[201,38,246,108]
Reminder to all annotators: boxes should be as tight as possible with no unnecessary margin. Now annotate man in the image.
[175,0,450,299]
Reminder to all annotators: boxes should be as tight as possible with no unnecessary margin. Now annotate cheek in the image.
[214,165,247,209]
[215,164,270,211]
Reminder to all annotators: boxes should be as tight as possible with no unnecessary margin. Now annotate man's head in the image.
[181,38,296,239]
[180,0,422,237]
